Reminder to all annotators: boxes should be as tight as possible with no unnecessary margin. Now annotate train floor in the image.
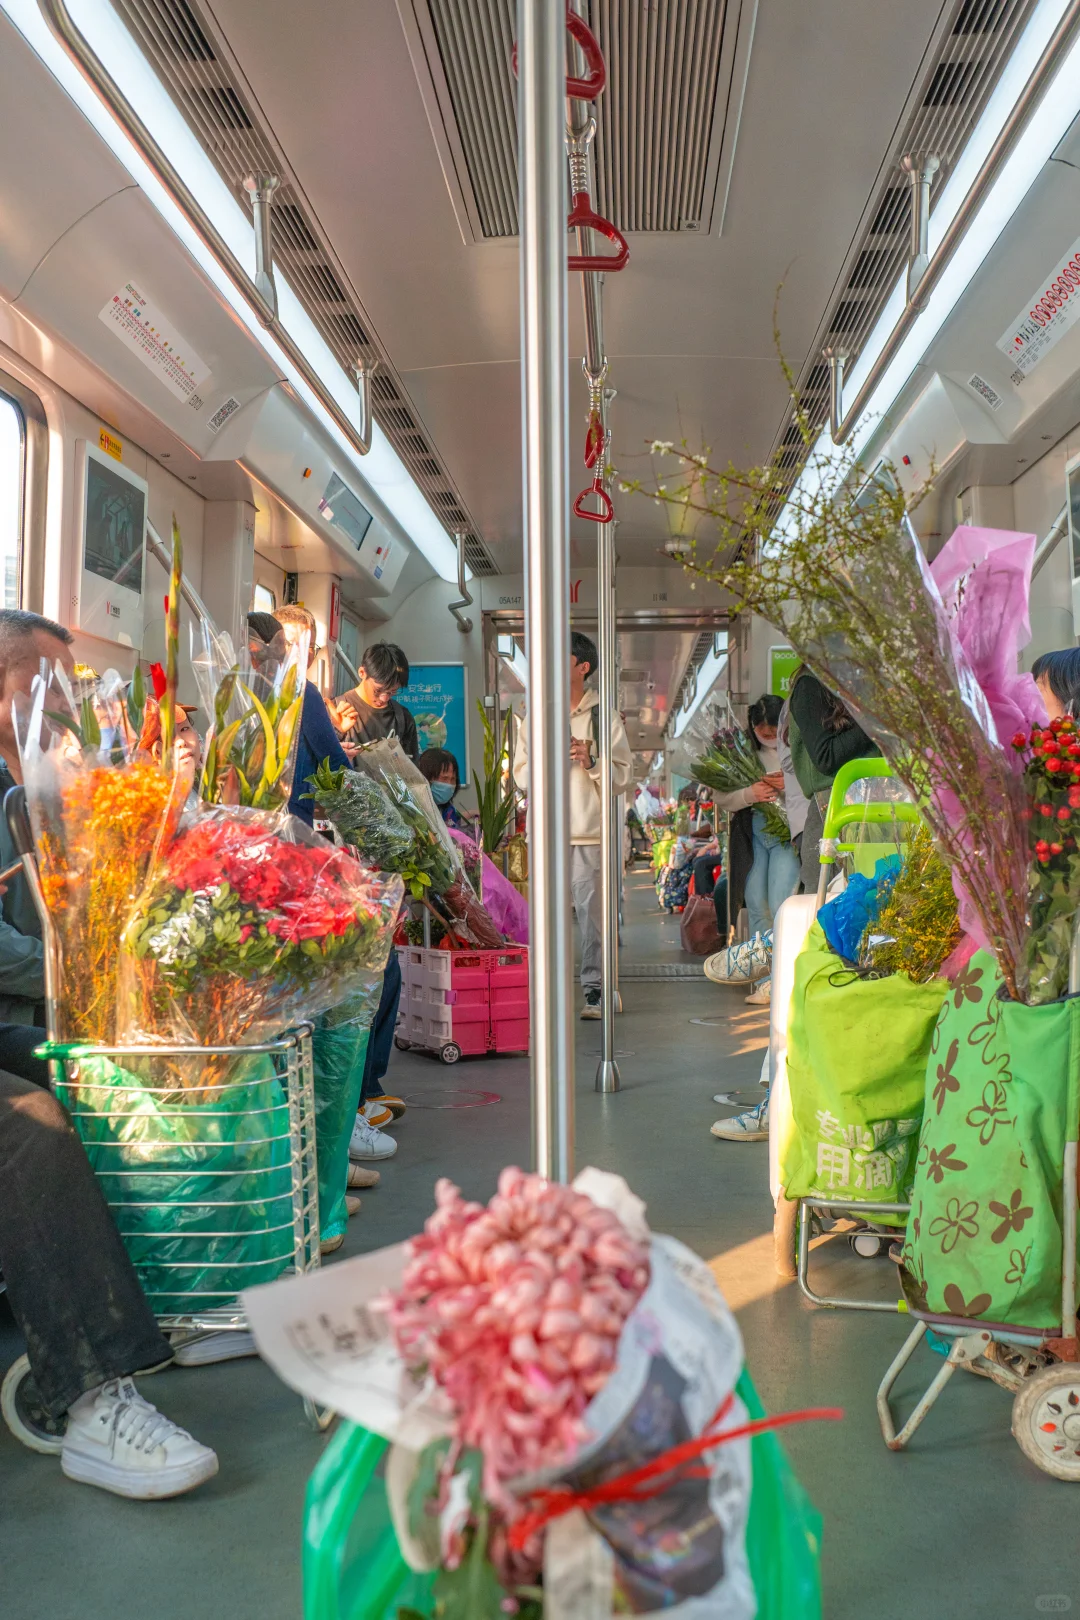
[1,866,1076,1619]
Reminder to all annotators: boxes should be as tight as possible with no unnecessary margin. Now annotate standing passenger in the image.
[264,606,350,824]
[330,643,420,762]
[513,631,632,1018]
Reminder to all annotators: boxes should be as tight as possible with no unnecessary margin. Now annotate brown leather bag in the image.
[680,892,723,956]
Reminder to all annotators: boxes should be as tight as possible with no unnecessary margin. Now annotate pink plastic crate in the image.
[395,944,530,1060]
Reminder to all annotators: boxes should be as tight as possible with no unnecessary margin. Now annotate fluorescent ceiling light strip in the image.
[777,0,1080,541]
[2,0,461,583]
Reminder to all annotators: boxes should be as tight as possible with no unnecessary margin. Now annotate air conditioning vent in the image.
[109,0,498,574]
[401,0,757,239]
[620,667,647,682]
[775,0,1042,508]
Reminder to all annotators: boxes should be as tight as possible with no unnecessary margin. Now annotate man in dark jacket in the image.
[265,606,351,826]
[329,642,419,762]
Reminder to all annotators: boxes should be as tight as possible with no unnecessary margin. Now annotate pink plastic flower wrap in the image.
[387,1168,650,1515]
[927,524,1047,958]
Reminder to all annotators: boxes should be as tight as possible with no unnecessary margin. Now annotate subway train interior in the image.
[4,1,1080,1616]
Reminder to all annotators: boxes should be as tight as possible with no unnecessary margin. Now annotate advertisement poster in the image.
[769,645,800,698]
[399,663,469,774]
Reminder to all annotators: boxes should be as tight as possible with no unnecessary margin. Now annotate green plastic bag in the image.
[903,952,1080,1327]
[56,1052,293,1313]
[302,1368,822,1620]
[781,923,946,1217]
[313,973,383,1241]
[313,1021,370,1242]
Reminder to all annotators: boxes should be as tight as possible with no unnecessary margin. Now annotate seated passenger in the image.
[0,609,216,1498]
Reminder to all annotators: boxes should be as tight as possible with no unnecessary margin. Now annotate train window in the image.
[0,395,23,607]
[335,613,361,695]
[252,582,276,612]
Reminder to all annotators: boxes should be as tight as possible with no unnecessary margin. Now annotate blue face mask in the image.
[431,780,456,805]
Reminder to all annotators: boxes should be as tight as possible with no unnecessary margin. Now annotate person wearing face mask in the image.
[417,748,528,945]
[416,746,469,829]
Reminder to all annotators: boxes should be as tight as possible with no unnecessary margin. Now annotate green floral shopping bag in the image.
[903,952,1080,1328]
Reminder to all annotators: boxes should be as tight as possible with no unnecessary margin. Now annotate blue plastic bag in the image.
[817,854,901,961]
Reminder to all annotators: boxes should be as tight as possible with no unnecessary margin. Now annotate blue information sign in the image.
[398,662,470,776]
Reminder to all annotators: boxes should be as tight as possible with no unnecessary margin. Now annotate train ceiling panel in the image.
[144,0,948,564]
[401,0,754,241]
[109,0,497,575]
[768,0,1045,501]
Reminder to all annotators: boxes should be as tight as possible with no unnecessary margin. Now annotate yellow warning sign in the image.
[98,428,123,461]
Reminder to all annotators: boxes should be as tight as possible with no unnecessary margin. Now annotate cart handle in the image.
[820,757,920,849]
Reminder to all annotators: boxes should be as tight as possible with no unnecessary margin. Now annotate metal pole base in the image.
[595,1058,621,1093]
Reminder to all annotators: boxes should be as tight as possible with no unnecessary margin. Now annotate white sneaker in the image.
[711,1100,770,1141]
[745,978,772,1006]
[172,1330,256,1367]
[61,1379,218,1500]
[349,1117,398,1161]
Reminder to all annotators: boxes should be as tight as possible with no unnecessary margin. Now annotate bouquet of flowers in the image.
[693,727,789,842]
[338,740,504,947]
[16,661,178,1044]
[860,823,961,983]
[1012,713,1080,1003]
[306,759,453,898]
[244,1170,829,1620]
[192,618,306,812]
[121,805,404,1052]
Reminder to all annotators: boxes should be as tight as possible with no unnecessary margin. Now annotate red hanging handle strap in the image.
[567,191,629,273]
[511,8,606,102]
[573,469,614,524]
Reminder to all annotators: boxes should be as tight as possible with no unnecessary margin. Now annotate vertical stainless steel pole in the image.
[519,0,574,1181]
[595,490,620,1092]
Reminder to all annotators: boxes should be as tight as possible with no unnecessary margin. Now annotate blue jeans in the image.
[744,812,800,938]
[360,949,402,1102]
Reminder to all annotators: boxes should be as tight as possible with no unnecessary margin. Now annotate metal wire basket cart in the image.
[0,786,324,1452]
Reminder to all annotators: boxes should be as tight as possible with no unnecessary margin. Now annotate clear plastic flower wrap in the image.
[347,739,503,947]
[191,617,307,812]
[119,803,404,1053]
[304,763,415,872]
[15,661,179,1043]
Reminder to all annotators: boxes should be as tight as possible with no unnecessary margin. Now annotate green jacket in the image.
[0,761,44,1024]
[788,712,832,800]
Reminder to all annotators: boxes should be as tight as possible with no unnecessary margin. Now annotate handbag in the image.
[680,892,724,955]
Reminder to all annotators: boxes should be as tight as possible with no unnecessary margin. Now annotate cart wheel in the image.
[850,1231,887,1259]
[1,1355,65,1454]
[1011,1364,1080,1480]
[394,1036,411,1052]
[772,1194,798,1280]
[439,1042,461,1065]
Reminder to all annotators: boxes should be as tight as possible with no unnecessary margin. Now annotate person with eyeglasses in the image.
[328,642,420,763]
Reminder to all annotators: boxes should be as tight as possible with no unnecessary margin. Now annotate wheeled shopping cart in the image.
[771,759,926,1309]
[0,787,324,1454]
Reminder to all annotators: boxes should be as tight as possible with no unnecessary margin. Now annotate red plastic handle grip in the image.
[511,8,606,102]
[573,480,614,523]
[566,11,606,99]
[567,191,629,272]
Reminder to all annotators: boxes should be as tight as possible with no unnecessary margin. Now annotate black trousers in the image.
[692,854,729,938]
[0,1026,170,1416]
[360,949,403,1103]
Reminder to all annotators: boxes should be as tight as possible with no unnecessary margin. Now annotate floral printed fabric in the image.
[903,952,1080,1328]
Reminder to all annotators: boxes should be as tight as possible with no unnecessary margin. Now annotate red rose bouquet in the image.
[121,805,404,1050]
[1012,713,1080,1002]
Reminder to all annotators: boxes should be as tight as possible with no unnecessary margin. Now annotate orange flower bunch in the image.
[38,759,176,1043]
